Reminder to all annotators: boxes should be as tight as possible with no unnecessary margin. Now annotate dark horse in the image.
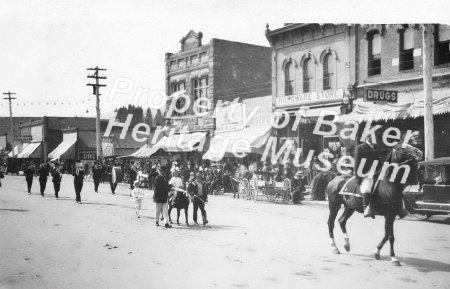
[327,144,422,266]
[168,191,190,226]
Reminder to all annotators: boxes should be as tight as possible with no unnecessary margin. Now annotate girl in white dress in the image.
[131,180,146,218]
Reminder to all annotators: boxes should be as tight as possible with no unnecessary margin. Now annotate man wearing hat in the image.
[153,165,173,228]
[72,160,85,204]
[38,161,50,197]
[92,161,102,193]
[187,173,208,225]
[51,162,63,199]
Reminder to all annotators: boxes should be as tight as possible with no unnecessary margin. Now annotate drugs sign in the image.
[364,89,398,103]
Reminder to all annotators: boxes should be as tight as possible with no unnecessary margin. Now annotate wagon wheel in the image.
[239,178,250,200]
[282,178,292,203]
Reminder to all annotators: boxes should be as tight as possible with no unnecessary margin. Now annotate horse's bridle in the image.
[391,145,421,165]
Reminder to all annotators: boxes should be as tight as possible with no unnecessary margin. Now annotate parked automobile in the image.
[403,157,450,219]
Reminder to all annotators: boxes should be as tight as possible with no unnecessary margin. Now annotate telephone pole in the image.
[421,24,434,161]
[3,91,16,157]
[87,66,107,161]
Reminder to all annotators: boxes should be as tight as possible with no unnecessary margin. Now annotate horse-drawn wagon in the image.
[237,172,292,203]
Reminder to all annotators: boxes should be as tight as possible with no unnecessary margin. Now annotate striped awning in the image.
[127,144,165,158]
[48,139,76,160]
[156,132,207,153]
[17,142,41,158]
[203,125,273,161]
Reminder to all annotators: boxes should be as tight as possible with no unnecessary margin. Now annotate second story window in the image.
[368,32,381,76]
[171,82,186,117]
[399,28,414,71]
[192,76,209,113]
[435,24,450,65]
[284,62,294,95]
[323,53,335,90]
[303,58,313,93]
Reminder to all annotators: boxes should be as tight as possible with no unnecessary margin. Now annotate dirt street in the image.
[1,175,449,289]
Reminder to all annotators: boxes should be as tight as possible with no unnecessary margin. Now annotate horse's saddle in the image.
[338,176,362,197]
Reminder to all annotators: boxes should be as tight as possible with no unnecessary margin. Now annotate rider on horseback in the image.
[354,133,381,218]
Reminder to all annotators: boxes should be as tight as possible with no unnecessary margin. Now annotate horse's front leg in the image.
[388,216,400,266]
[168,206,173,224]
[328,203,341,254]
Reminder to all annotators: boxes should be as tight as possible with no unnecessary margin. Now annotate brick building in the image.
[162,30,271,164]
[265,23,355,160]
[340,24,450,157]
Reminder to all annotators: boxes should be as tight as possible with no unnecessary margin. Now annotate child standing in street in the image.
[131,180,146,218]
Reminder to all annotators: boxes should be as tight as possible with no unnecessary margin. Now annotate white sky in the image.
[0,0,449,118]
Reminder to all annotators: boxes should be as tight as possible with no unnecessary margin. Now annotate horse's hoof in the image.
[169,221,173,224]
[391,258,401,266]
[332,247,340,254]
[177,223,180,226]
[186,223,190,227]
[344,243,350,252]
[374,252,381,260]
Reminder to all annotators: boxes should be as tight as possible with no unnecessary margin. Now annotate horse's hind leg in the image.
[184,207,190,226]
[328,200,342,254]
[338,208,355,252]
[176,209,181,225]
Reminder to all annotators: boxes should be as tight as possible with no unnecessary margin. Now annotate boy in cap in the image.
[187,173,208,225]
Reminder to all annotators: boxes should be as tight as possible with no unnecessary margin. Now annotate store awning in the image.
[123,144,167,158]
[17,142,41,158]
[48,139,76,160]
[203,125,273,161]
[8,144,24,157]
[156,132,207,153]
[339,92,450,123]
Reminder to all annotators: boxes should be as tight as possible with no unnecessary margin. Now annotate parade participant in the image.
[108,161,120,195]
[51,162,63,199]
[38,161,50,197]
[0,164,4,187]
[24,162,35,194]
[291,171,306,204]
[72,160,85,204]
[153,165,173,228]
[92,161,102,193]
[131,180,147,218]
[169,170,183,205]
[354,134,381,218]
[129,162,139,191]
[187,173,208,226]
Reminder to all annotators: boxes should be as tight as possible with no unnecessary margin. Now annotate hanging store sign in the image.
[78,148,97,160]
[364,88,398,103]
[15,135,33,142]
[276,88,345,108]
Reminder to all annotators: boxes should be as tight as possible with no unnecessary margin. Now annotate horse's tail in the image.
[311,171,337,200]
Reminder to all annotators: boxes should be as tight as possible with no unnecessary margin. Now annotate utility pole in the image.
[3,91,16,157]
[421,24,434,161]
[87,66,107,161]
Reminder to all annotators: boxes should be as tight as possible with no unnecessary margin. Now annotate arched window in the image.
[400,28,414,71]
[323,53,335,90]
[303,58,313,93]
[284,62,295,95]
[368,31,381,76]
